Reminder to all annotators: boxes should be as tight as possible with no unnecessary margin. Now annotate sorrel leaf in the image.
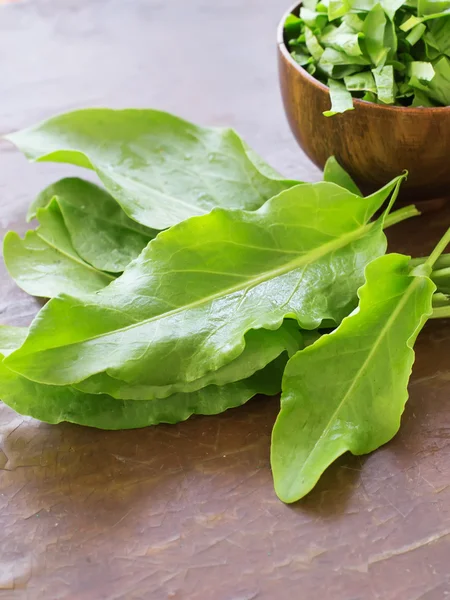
[0,326,287,430]
[5,109,298,229]
[29,177,155,273]
[5,177,403,387]
[271,252,437,503]
[323,156,362,195]
[74,321,303,400]
[3,199,115,298]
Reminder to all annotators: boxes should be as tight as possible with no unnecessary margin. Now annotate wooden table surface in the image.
[1,1,449,598]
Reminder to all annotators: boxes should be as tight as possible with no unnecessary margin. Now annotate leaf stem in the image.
[430,292,450,319]
[383,205,420,229]
[381,175,407,223]
[431,267,450,292]
[432,292,450,307]
[425,227,450,269]
[430,305,450,319]
[410,253,450,270]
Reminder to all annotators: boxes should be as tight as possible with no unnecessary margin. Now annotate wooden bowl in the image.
[277,2,450,200]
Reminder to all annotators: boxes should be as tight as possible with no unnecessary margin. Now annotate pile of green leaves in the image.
[284,0,450,115]
[1,108,450,503]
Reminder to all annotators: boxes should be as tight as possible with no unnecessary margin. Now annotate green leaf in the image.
[406,22,427,45]
[0,327,27,356]
[342,13,365,32]
[5,178,404,387]
[318,47,369,79]
[351,0,378,10]
[321,28,364,57]
[29,178,155,273]
[391,60,408,73]
[328,0,351,21]
[304,0,321,9]
[396,81,415,98]
[344,71,377,92]
[408,61,435,81]
[381,0,407,20]
[362,4,388,67]
[412,89,437,105]
[410,56,450,104]
[373,65,397,103]
[418,0,450,16]
[362,90,378,102]
[400,14,424,31]
[284,14,303,39]
[300,7,329,29]
[271,253,436,503]
[5,109,298,230]
[292,51,314,66]
[323,156,362,195]
[323,78,355,116]
[319,47,370,66]
[74,322,304,400]
[305,27,325,61]
[383,19,398,60]
[425,16,450,55]
[3,199,115,298]
[319,63,365,79]
[426,56,450,104]
[0,329,287,430]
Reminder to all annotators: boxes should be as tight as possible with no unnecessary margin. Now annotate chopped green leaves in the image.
[409,61,436,81]
[418,0,450,17]
[363,4,388,67]
[285,0,450,110]
[344,70,377,92]
[373,65,396,103]
[406,22,427,45]
[425,16,450,55]
[329,0,352,21]
[305,27,325,60]
[323,78,355,115]
[425,56,450,103]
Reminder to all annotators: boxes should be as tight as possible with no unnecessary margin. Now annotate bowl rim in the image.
[277,1,450,115]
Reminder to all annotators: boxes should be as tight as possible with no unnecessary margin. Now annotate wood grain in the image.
[0,1,449,599]
[278,3,450,200]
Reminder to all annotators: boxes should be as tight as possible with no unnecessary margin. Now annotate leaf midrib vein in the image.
[36,231,115,281]
[33,220,373,350]
[296,274,422,484]
[101,167,209,216]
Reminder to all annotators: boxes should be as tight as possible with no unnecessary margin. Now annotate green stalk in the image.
[418,228,450,319]
[430,305,450,319]
[432,292,450,307]
[410,253,450,270]
[383,205,420,229]
[430,267,450,295]
[430,292,450,318]
[424,228,450,269]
